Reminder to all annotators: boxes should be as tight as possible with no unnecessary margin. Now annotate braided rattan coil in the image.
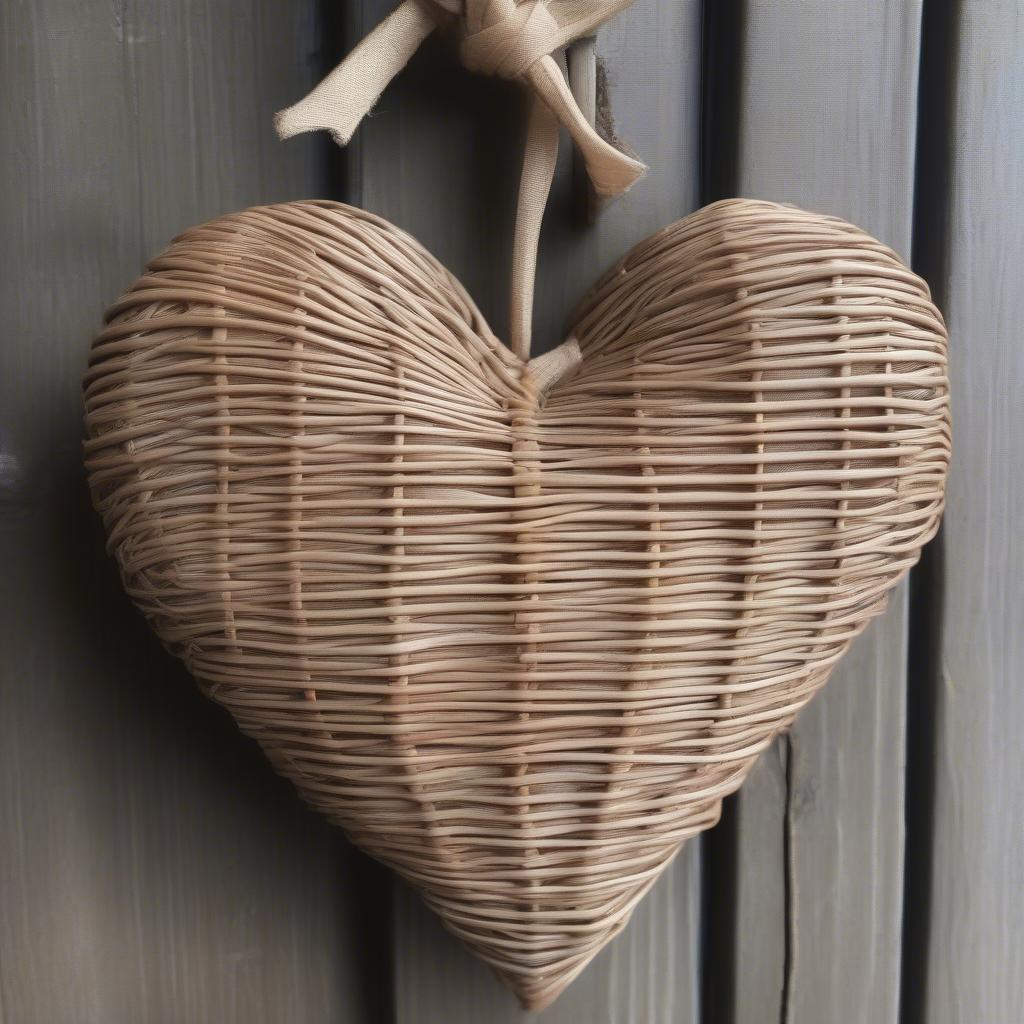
[84,197,950,1009]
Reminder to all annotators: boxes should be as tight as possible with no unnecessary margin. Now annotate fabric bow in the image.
[275,0,644,360]
[275,0,645,199]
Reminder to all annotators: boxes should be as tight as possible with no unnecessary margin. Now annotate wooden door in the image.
[2,2,1019,1021]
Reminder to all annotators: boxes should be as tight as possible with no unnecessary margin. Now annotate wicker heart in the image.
[84,197,949,1009]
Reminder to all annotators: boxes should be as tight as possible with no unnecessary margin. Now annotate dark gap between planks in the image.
[901,1,961,1022]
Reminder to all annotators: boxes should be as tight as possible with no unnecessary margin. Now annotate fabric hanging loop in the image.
[275,0,645,360]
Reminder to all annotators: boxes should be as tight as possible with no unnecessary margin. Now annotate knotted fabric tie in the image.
[275,0,645,360]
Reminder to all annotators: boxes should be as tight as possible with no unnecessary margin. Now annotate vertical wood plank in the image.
[914,3,1024,1020]
[0,3,377,1021]
[719,4,924,1021]
[344,2,704,1019]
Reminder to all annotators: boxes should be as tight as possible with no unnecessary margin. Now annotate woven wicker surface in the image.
[84,197,949,1009]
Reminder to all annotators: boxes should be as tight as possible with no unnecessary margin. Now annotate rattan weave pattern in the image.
[83,197,949,1009]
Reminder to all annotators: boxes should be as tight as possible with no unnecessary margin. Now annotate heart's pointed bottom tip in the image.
[502,963,590,1013]
[513,981,571,1014]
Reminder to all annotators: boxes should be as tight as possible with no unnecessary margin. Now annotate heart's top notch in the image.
[274,0,646,361]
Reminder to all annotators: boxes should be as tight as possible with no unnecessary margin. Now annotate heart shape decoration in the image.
[84,196,949,1009]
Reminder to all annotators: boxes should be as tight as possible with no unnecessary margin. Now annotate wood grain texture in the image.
[917,4,1024,1020]
[0,3,379,1022]
[722,3,923,1021]
[344,2,704,1019]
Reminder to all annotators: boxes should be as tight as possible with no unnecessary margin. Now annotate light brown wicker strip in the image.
[83,196,949,1008]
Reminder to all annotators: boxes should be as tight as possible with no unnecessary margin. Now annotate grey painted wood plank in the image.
[0,3,375,1021]
[345,2,704,1019]
[919,4,1024,1020]
[724,4,923,1022]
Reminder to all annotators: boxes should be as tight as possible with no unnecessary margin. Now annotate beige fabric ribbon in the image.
[275,0,645,360]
